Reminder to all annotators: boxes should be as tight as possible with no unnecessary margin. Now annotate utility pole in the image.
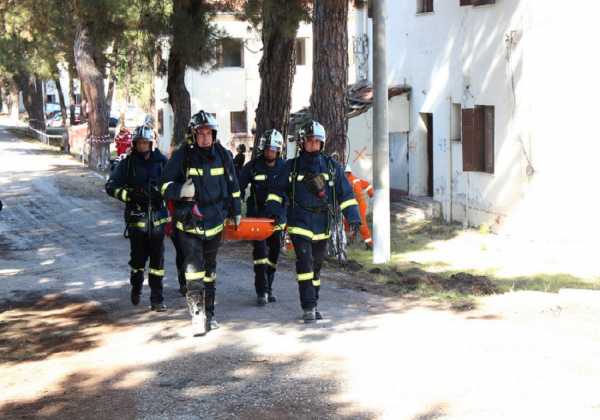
[372,0,391,264]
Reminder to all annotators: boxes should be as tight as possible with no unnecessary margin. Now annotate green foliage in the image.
[244,0,311,39]
[138,0,222,75]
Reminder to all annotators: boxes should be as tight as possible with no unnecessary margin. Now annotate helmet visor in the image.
[134,126,154,141]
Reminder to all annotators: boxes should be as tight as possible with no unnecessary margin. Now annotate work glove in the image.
[227,215,242,230]
[150,186,163,206]
[267,212,281,225]
[179,178,195,200]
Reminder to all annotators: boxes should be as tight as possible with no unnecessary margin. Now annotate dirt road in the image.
[1,125,599,419]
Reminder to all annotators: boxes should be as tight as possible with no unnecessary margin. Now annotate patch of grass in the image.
[347,218,462,274]
[345,217,600,300]
[495,273,600,294]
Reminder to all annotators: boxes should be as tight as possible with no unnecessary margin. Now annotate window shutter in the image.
[460,0,472,5]
[473,106,486,172]
[482,106,495,174]
[461,108,476,171]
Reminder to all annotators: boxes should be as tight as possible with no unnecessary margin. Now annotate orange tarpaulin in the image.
[223,217,275,241]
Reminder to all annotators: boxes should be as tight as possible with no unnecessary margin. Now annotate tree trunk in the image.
[106,39,120,118]
[54,76,70,152]
[14,71,45,131]
[74,23,110,170]
[166,50,191,146]
[253,0,301,158]
[311,0,349,162]
[80,88,88,124]
[68,63,77,125]
[54,77,68,128]
[106,74,116,118]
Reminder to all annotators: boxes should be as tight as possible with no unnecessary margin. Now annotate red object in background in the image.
[223,218,275,241]
[165,200,175,237]
[115,128,132,155]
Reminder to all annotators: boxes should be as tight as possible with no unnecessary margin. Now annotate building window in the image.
[462,105,494,174]
[217,38,243,68]
[451,103,462,141]
[417,0,434,14]
[460,0,496,6]
[296,39,306,66]
[230,111,247,134]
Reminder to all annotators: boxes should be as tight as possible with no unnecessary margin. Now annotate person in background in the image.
[343,164,374,249]
[234,143,246,178]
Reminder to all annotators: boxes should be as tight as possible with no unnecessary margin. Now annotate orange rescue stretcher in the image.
[223,217,275,241]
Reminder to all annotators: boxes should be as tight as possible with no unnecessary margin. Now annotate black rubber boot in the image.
[254,264,268,299]
[131,287,141,306]
[178,270,187,296]
[149,274,164,307]
[315,309,323,320]
[206,317,220,331]
[151,302,167,312]
[130,271,143,306]
[267,271,277,302]
[257,293,268,306]
[303,308,316,324]
[205,285,219,330]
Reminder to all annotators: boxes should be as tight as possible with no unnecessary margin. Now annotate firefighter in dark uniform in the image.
[160,111,241,331]
[106,125,169,311]
[238,129,286,306]
[266,120,361,323]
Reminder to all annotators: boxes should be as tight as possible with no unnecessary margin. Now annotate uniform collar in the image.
[192,144,217,159]
[299,151,322,165]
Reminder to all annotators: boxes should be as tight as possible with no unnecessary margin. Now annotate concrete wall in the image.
[347,94,410,185]
[378,0,525,229]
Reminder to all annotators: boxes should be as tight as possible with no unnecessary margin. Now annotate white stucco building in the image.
[347,0,600,239]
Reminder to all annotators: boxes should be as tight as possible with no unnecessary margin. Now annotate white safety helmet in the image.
[132,124,155,143]
[298,120,326,145]
[259,129,284,153]
[189,110,219,141]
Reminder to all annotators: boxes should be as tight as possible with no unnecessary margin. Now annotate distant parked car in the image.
[45,103,61,115]
[46,113,63,128]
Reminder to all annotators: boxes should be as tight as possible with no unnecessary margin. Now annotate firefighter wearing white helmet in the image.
[266,120,361,323]
[106,123,169,311]
[238,129,287,305]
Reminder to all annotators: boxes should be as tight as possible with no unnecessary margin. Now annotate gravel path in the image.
[1,124,599,420]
